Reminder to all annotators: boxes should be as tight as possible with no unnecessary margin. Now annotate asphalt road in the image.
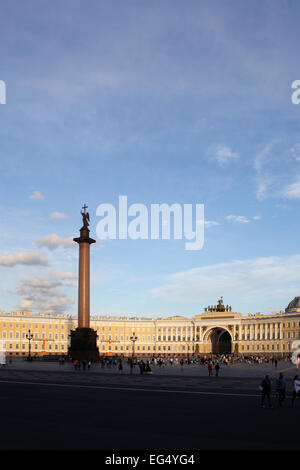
[0,378,299,451]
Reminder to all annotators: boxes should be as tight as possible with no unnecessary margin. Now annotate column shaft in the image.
[78,242,90,328]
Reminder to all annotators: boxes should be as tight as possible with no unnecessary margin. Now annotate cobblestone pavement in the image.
[0,359,298,393]
[1,357,297,376]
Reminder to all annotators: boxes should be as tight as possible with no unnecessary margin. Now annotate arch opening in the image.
[209,328,232,354]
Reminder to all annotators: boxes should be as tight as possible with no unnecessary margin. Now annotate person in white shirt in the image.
[292,375,300,408]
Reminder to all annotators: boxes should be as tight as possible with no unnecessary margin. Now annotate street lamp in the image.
[130,331,138,374]
[26,329,33,361]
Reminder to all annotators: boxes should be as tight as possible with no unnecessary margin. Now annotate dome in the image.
[285,296,300,313]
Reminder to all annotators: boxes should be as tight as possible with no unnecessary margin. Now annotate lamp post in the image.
[130,332,138,374]
[26,329,33,361]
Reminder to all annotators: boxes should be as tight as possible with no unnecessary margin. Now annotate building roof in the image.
[285,296,300,313]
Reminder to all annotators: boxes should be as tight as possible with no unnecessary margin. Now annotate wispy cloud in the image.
[151,254,300,307]
[51,271,77,280]
[226,215,261,223]
[211,145,239,167]
[35,234,74,250]
[0,251,48,267]
[49,212,68,220]
[226,215,250,224]
[290,143,300,162]
[17,275,75,313]
[29,191,45,200]
[254,141,276,200]
[282,177,300,199]
[205,220,220,228]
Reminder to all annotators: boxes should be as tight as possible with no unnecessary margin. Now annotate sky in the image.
[1,0,300,318]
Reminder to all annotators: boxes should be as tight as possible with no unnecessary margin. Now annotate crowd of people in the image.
[66,354,300,407]
[89,354,295,380]
[260,372,300,409]
[93,353,292,371]
[72,359,92,370]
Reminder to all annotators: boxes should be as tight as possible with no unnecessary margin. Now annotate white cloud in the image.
[205,220,220,228]
[253,140,287,201]
[29,191,45,200]
[0,251,48,267]
[35,234,75,250]
[18,295,74,314]
[151,254,300,307]
[17,275,75,313]
[52,271,77,280]
[226,215,250,224]
[50,212,68,219]
[226,215,261,223]
[290,143,300,162]
[282,177,300,199]
[254,141,276,200]
[214,145,239,166]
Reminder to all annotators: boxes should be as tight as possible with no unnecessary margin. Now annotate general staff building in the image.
[1,297,300,358]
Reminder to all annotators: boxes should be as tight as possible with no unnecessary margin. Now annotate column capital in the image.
[73,227,96,244]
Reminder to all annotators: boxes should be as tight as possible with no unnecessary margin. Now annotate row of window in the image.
[4,344,65,350]
[241,334,281,340]
[1,332,65,340]
[102,345,193,352]
[240,323,300,331]
[1,321,300,333]
[100,335,199,342]
[0,323,67,329]
[240,343,288,351]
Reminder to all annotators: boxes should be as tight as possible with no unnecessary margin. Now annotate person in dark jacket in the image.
[139,360,145,375]
[260,375,273,408]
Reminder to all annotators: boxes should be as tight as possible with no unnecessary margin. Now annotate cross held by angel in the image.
[81,204,90,228]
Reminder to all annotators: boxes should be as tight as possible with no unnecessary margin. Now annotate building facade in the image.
[1,297,300,358]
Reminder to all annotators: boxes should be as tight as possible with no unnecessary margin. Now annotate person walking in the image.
[292,375,300,408]
[139,360,144,375]
[276,372,286,407]
[208,362,213,377]
[146,361,152,374]
[215,363,220,377]
[87,361,91,370]
[260,375,273,408]
[274,359,278,368]
[118,359,123,373]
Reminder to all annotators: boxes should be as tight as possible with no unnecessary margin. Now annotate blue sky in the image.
[1,0,300,317]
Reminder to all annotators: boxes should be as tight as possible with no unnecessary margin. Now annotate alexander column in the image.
[69,204,99,361]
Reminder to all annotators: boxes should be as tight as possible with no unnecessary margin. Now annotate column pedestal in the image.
[69,328,99,362]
